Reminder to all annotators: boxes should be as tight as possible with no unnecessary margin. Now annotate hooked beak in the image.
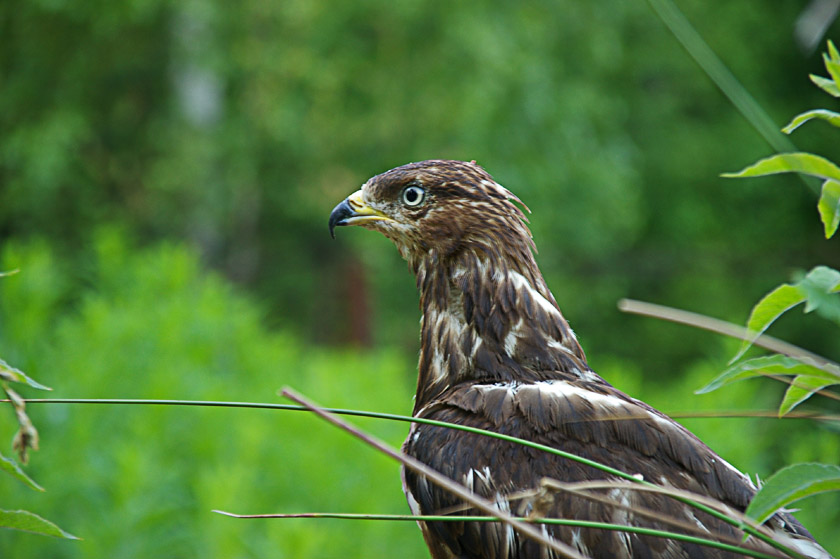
[328,189,394,239]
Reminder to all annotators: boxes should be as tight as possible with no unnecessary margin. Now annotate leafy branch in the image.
[1,272,77,540]
[622,40,840,542]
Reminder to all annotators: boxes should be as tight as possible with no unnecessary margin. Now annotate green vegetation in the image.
[1,0,838,557]
[0,234,424,557]
[706,40,840,528]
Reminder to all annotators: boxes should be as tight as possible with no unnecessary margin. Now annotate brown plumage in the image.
[328,160,831,559]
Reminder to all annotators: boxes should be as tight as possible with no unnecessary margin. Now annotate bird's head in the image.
[330,160,587,403]
[329,160,533,270]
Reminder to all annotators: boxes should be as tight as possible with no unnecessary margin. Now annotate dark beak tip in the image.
[328,198,353,240]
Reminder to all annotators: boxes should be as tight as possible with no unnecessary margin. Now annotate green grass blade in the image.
[7,395,817,557]
[214,511,784,559]
[644,0,796,156]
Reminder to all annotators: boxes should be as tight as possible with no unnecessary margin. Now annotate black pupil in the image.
[405,188,419,203]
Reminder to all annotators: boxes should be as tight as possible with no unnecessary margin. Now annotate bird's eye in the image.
[401,185,425,207]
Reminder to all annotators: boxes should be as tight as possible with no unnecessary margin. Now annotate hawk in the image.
[328,160,831,559]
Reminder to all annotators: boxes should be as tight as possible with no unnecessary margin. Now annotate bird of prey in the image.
[328,160,831,559]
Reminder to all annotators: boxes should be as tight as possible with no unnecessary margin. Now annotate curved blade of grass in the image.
[280,388,587,559]
[13,397,840,422]
[213,511,783,559]
[0,509,78,539]
[644,0,796,156]
[818,179,840,238]
[782,110,840,134]
[282,388,806,559]
[618,298,840,376]
[0,453,44,491]
[746,463,840,526]
[8,395,818,557]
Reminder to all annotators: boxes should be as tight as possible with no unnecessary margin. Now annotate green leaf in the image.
[732,267,840,360]
[781,109,840,134]
[0,509,79,539]
[824,53,840,87]
[0,453,44,491]
[829,40,840,63]
[732,285,804,361]
[697,354,838,394]
[779,375,839,417]
[818,179,840,239]
[745,463,840,525]
[0,358,52,391]
[721,152,840,182]
[0,269,20,277]
[797,265,840,323]
[810,74,840,97]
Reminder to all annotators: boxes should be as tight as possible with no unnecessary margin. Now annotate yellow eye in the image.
[402,185,425,207]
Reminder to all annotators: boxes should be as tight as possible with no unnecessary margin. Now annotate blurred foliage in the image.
[0,234,423,557]
[2,0,838,365]
[1,0,839,556]
[0,234,836,556]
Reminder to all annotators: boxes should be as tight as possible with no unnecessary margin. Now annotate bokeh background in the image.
[1,0,839,557]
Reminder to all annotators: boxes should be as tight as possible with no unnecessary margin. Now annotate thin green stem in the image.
[213,511,784,559]
[645,0,819,194]
[12,396,808,557]
[13,398,837,420]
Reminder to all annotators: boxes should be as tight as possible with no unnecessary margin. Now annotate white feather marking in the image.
[710,456,755,487]
[607,488,633,556]
[570,528,585,552]
[508,271,561,318]
[772,531,833,559]
[471,337,483,359]
[463,469,475,490]
[504,318,524,357]
[492,492,517,558]
[535,381,630,409]
[405,485,422,516]
[685,510,711,534]
[540,524,558,559]
[473,380,694,444]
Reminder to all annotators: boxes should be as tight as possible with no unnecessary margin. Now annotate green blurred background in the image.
[1,0,839,557]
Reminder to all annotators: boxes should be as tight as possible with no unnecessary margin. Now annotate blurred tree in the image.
[2,1,837,374]
[1,1,839,554]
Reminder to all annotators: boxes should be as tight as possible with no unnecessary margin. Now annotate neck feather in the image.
[413,245,588,411]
